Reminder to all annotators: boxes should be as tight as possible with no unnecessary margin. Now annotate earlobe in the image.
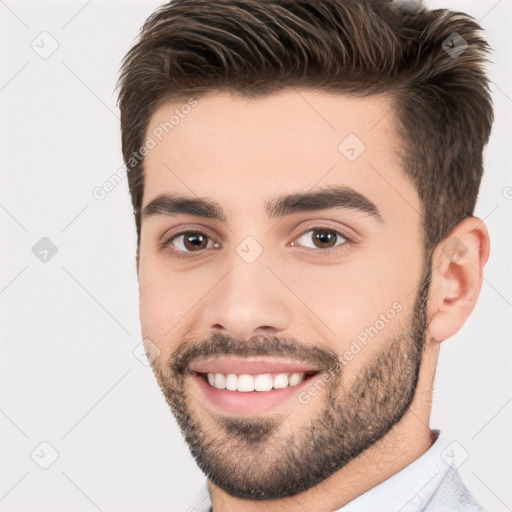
[427,217,490,343]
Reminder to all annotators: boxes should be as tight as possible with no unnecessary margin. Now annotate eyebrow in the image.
[141,185,383,224]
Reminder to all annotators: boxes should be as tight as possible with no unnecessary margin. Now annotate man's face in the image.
[137,90,429,498]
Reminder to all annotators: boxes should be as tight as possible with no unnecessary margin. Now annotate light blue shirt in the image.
[188,430,486,512]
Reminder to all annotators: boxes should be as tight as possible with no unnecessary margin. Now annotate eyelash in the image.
[160,226,354,260]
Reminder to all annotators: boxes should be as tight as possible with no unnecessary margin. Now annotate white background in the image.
[1,0,511,511]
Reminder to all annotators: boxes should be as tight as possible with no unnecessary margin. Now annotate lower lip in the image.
[191,372,319,415]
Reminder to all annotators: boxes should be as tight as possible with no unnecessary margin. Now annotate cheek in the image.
[286,249,418,357]
[137,253,234,362]
[137,263,192,360]
[296,267,400,338]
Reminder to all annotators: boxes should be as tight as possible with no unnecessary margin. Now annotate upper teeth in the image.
[206,372,308,392]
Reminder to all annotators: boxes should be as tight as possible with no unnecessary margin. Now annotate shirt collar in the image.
[188,430,455,512]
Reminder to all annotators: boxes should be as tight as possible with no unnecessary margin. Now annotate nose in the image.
[202,257,292,342]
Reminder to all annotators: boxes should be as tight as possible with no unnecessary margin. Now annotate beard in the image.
[149,259,432,500]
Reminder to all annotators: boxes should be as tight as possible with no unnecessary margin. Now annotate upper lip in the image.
[189,357,321,375]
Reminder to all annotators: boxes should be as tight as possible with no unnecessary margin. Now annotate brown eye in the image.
[166,230,217,254]
[294,227,347,251]
[181,232,208,251]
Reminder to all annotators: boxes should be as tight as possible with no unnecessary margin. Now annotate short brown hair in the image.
[116,0,493,257]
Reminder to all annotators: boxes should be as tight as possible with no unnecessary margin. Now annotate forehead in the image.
[141,89,411,219]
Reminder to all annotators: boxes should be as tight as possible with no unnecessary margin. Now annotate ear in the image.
[427,217,490,343]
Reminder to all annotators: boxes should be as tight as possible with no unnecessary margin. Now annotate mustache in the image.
[170,332,340,375]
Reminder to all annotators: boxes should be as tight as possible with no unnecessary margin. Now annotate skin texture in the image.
[136,89,490,511]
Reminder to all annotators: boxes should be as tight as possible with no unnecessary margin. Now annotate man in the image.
[116,0,493,510]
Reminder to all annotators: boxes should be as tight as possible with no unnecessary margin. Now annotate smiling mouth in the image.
[195,370,320,392]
